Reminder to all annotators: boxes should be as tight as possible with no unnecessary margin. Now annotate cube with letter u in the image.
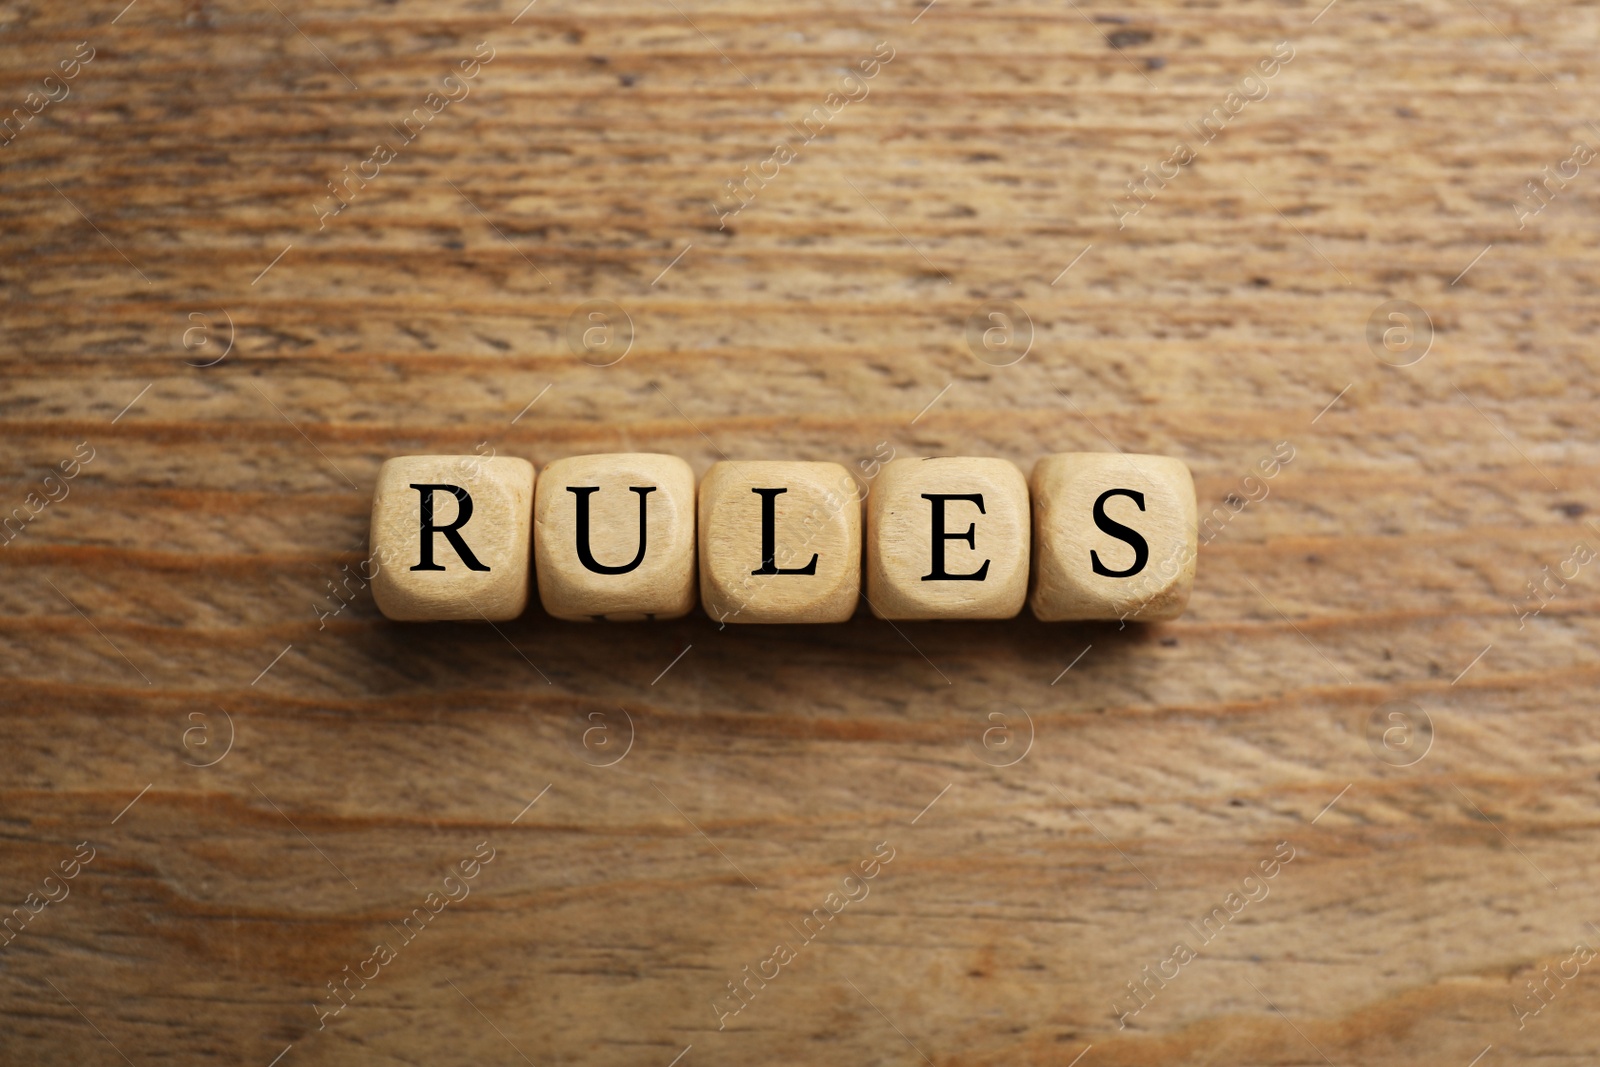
[533,452,697,621]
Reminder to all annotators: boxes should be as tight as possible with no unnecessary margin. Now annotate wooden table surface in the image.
[3,1,1597,1064]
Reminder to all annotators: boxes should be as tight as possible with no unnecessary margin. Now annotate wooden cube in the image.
[698,461,862,624]
[1029,452,1197,622]
[370,455,535,622]
[866,457,1029,620]
[534,453,696,621]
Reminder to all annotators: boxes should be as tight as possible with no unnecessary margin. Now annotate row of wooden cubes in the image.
[369,453,1198,623]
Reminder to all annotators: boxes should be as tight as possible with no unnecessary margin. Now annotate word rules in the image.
[366,452,1199,623]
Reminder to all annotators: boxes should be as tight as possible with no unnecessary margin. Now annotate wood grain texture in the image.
[2,1,1599,1065]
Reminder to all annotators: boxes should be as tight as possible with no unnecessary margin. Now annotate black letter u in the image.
[569,486,655,574]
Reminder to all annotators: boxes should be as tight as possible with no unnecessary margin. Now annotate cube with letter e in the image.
[866,457,1030,620]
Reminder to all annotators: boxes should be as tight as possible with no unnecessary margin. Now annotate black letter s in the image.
[1090,489,1149,578]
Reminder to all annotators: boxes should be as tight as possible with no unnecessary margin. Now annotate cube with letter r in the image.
[369,455,535,621]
